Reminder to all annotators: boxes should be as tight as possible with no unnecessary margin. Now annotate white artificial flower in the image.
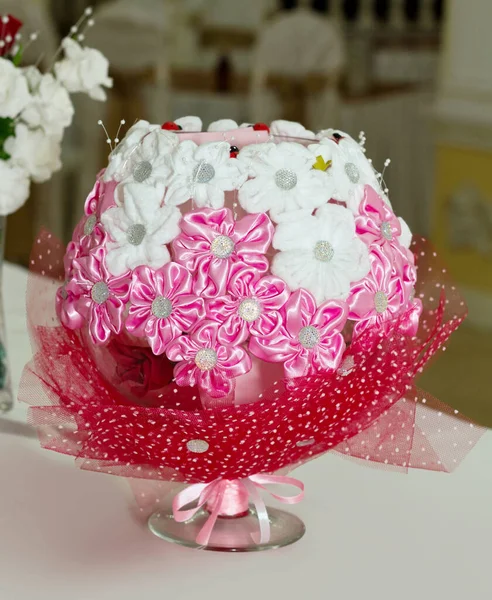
[309,131,388,213]
[21,67,74,136]
[238,142,329,222]
[272,203,370,303]
[270,120,315,140]
[166,140,247,208]
[101,182,181,276]
[399,217,412,249]
[0,57,30,119]
[208,119,238,132]
[115,129,178,192]
[54,38,113,101]
[104,120,161,182]
[4,124,61,183]
[175,115,202,132]
[0,161,30,216]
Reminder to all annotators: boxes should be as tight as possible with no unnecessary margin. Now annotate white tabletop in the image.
[1,263,491,600]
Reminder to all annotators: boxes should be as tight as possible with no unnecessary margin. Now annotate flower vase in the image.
[0,216,12,413]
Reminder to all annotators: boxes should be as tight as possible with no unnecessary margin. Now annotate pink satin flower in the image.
[172,207,274,298]
[66,247,131,344]
[56,283,84,330]
[249,288,348,379]
[84,179,102,215]
[126,263,206,356]
[355,185,402,248]
[207,265,290,345]
[347,246,406,339]
[166,320,252,397]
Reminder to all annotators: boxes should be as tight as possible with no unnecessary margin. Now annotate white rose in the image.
[21,67,74,136]
[4,124,62,183]
[54,38,113,101]
[0,57,30,119]
[0,160,31,216]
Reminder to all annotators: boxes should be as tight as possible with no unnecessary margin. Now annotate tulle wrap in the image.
[21,231,484,487]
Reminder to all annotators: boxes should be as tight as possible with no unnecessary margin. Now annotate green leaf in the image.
[12,45,23,67]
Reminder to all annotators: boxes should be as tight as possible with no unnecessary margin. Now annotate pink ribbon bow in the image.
[172,475,305,547]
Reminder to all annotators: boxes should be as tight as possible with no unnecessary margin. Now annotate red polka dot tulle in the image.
[21,231,484,484]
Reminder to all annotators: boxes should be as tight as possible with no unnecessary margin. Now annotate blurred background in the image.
[1,0,491,421]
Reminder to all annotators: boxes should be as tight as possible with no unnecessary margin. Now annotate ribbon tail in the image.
[249,474,305,504]
[172,483,209,523]
[243,478,271,545]
[195,484,226,547]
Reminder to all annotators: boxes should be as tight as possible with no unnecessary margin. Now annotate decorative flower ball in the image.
[58,118,421,401]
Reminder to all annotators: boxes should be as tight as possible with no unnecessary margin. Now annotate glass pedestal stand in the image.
[0,217,12,413]
[148,506,305,552]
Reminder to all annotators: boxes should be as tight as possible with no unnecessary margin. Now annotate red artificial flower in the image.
[0,15,22,57]
[253,123,270,132]
[162,121,182,131]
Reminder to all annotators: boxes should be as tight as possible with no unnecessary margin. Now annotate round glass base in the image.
[148,506,305,552]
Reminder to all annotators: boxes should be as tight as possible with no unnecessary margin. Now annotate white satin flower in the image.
[55,38,113,101]
[272,203,370,303]
[116,129,178,191]
[166,140,247,208]
[238,142,329,222]
[208,119,238,132]
[175,115,202,132]
[0,57,30,119]
[399,217,412,249]
[310,132,388,212]
[101,183,181,276]
[0,161,30,216]
[21,67,74,136]
[104,120,161,182]
[4,124,61,183]
[270,120,315,139]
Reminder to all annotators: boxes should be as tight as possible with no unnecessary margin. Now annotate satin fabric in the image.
[250,288,348,379]
[355,185,402,247]
[348,246,406,339]
[126,263,205,356]
[207,264,290,345]
[166,320,252,397]
[65,247,131,344]
[172,207,274,298]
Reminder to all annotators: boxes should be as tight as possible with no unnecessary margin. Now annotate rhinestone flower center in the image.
[193,161,215,184]
[238,298,262,322]
[344,162,360,183]
[298,325,320,349]
[211,235,235,259]
[133,160,153,183]
[84,214,97,236]
[91,282,110,305]
[380,221,393,241]
[275,168,298,190]
[127,223,146,246]
[374,291,388,314]
[187,439,209,453]
[314,240,335,262]
[151,296,173,319]
[195,348,218,371]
